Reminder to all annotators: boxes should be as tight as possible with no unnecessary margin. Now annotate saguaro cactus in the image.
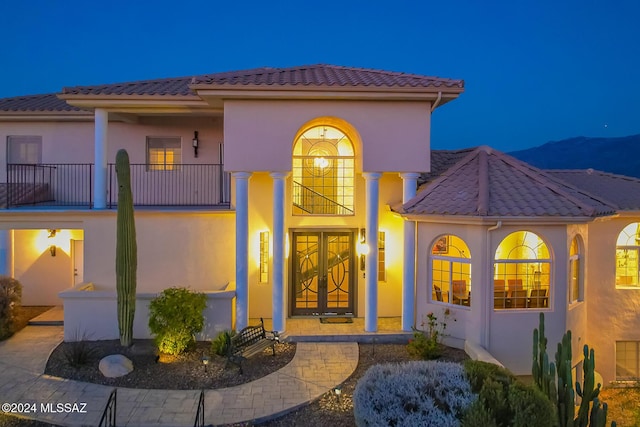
[115,149,137,347]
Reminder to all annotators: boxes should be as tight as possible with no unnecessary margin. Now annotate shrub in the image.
[407,309,451,360]
[462,360,555,427]
[62,331,97,367]
[353,361,475,427]
[148,287,207,355]
[211,330,236,356]
[0,276,22,340]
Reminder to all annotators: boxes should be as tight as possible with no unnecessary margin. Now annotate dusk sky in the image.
[1,0,638,152]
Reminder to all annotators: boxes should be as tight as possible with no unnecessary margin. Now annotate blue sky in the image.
[1,0,638,151]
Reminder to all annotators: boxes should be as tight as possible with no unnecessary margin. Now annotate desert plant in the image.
[115,148,137,347]
[61,331,97,367]
[148,287,207,355]
[407,309,451,360]
[0,276,22,340]
[462,360,555,427]
[353,361,475,427]
[211,330,236,356]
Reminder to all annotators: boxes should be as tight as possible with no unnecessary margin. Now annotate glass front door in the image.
[291,230,355,316]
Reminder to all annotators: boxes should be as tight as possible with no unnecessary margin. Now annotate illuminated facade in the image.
[1,65,639,384]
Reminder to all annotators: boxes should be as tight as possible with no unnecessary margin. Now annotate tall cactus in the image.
[533,312,557,403]
[576,345,601,427]
[555,330,575,427]
[115,149,137,347]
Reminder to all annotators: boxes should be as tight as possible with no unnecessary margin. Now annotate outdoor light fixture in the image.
[334,386,342,402]
[49,245,56,257]
[358,228,369,271]
[201,354,209,372]
[192,131,199,158]
[48,229,57,238]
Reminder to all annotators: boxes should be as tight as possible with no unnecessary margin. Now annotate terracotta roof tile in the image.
[0,93,83,112]
[403,146,616,218]
[61,64,464,96]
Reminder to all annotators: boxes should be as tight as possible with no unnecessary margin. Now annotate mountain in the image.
[509,134,640,178]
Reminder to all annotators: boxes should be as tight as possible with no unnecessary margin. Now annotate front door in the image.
[291,230,355,316]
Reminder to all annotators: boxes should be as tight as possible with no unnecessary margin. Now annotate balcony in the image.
[2,163,230,209]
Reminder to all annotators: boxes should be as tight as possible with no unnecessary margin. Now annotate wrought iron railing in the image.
[292,181,354,215]
[108,163,230,208]
[5,163,93,208]
[194,390,205,427]
[98,388,117,427]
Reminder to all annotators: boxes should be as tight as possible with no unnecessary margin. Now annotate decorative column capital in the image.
[362,172,382,180]
[231,171,253,180]
[269,171,290,180]
[399,172,421,181]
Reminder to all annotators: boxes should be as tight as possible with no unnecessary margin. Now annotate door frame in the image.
[289,228,357,317]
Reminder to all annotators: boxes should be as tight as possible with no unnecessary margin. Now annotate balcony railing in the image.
[4,163,230,209]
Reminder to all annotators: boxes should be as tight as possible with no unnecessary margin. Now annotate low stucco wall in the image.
[60,283,235,342]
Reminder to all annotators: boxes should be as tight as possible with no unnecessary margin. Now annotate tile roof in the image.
[402,146,617,218]
[0,93,84,112]
[61,64,464,96]
[547,170,640,211]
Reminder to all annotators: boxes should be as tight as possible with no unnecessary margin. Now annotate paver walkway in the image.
[0,326,359,426]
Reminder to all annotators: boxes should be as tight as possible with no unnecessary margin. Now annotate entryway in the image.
[290,230,356,316]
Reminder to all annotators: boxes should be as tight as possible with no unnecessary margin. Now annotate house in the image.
[0,65,638,385]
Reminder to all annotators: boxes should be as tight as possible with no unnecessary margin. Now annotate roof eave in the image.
[400,213,598,225]
[0,110,93,121]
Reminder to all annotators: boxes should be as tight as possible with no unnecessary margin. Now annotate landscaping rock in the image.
[99,354,133,378]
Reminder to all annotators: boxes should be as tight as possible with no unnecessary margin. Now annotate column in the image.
[94,108,108,209]
[400,173,420,331]
[234,172,252,330]
[270,172,287,333]
[0,230,9,276]
[363,172,381,332]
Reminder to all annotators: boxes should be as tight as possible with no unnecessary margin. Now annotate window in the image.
[615,223,640,287]
[147,137,181,171]
[494,231,550,310]
[7,135,42,164]
[292,125,355,215]
[569,236,583,303]
[378,231,386,282]
[616,341,640,380]
[431,235,471,307]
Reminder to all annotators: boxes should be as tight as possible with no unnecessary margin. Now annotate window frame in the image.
[569,235,584,305]
[615,223,640,288]
[616,341,640,381]
[430,235,472,308]
[146,136,182,171]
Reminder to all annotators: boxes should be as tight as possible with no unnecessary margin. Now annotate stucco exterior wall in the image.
[566,224,589,372]
[586,216,640,384]
[223,100,431,173]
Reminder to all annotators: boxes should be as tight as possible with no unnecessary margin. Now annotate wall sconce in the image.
[357,228,369,271]
[49,245,57,257]
[192,131,199,158]
[48,229,57,238]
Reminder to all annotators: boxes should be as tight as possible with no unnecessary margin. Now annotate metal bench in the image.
[227,318,279,374]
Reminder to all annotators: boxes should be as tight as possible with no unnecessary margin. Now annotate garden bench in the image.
[227,318,280,374]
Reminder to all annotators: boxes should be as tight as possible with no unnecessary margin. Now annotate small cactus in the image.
[115,149,137,347]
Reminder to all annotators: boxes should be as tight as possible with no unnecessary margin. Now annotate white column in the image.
[363,172,381,332]
[93,108,108,209]
[0,230,9,276]
[400,173,420,331]
[234,172,252,330]
[270,172,287,333]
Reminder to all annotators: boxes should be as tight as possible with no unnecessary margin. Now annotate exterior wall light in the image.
[192,131,199,158]
[48,229,59,256]
[49,245,57,257]
[357,228,369,271]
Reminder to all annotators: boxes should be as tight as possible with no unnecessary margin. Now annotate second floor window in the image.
[7,135,42,164]
[292,125,355,215]
[147,137,181,171]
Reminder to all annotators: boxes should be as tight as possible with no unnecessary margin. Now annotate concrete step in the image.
[287,332,412,344]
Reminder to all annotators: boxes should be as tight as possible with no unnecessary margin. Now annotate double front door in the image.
[291,230,355,316]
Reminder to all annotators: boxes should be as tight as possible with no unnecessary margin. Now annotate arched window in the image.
[494,231,550,310]
[292,125,355,215]
[569,236,583,303]
[431,235,471,307]
[615,223,640,287]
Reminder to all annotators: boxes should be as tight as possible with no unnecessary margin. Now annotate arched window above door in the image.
[292,125,355,215]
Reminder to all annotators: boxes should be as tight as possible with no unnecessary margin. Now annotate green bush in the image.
[211,330,236,356]
[148,287,207,355]
[407,309,451,360]
[461,360,555,427]
[0,276,22,340]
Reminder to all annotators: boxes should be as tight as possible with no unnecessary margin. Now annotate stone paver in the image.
[0,326,358,426]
